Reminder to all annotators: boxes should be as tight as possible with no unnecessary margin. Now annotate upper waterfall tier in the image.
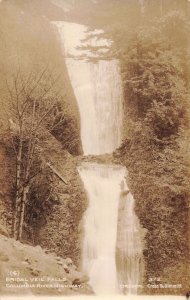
[53,22,123,155]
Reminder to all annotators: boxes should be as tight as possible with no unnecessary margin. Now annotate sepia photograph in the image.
[0,0,189,299]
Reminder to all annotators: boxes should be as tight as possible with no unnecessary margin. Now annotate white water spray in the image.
[54,21,142,295]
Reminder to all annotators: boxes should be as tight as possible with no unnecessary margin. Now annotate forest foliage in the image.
[4,67,80,240]
[115,4,190,285]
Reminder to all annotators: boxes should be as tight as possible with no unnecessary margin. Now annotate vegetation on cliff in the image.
[114,5,190,294]
[116,12,190,291]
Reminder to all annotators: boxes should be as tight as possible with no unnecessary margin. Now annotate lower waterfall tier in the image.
[78,162,143,295]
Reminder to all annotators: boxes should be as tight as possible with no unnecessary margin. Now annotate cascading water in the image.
[78,163,127,294]
[54,22,123,155]
[53,21,142,295]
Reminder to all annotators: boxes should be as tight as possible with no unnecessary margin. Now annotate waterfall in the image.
[53,22,123,155]
[78,163,127,294]
[53,21,142,295]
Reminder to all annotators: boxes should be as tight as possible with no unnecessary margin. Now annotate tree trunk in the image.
[13,139,23,239]
[17,135,35,240]
[18,184,29,240]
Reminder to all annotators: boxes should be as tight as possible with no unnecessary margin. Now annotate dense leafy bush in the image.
[116,11,190,288]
